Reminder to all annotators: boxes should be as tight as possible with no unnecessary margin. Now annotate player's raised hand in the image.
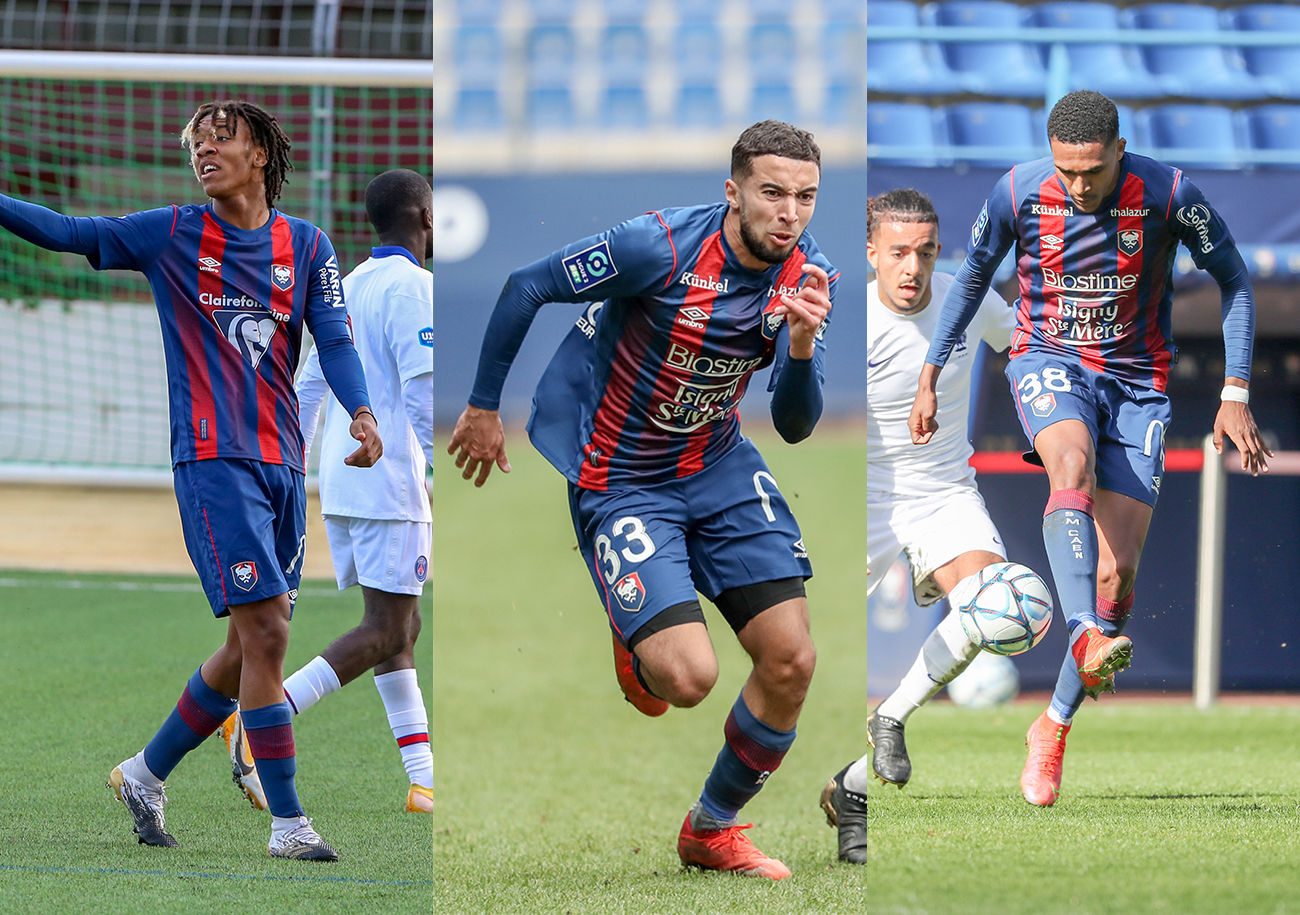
[775,263,832,360]
[345,409,384,467]
[1213,397,1271,476]
[447,404,511,487]
[909,364,942,445]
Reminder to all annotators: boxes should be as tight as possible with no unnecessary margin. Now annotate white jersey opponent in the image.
[867,272,1015,496]
[298,248,433,522]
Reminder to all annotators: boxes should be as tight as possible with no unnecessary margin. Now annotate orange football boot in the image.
[1021,710,1071,807]
[1071,626,1133,699]
[677,813,792,879]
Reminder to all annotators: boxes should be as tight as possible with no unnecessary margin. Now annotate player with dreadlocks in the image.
[0,98,383,859]
[818,187,1032,864]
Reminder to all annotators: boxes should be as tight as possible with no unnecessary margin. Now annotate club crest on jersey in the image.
[414,555,428,583]
[761,308,786,340]
[562,241,618,293]
[971,202,989,248]
[1031,392,1056,417]
[198,256,221,274]
[271,263,294,292]
[1119,229,1142,256]
[612,572,646,612]
[1041,234,1063,252]
[231,561,258,591]
[212,310,279,369]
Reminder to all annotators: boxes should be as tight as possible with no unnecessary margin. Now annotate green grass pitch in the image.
[0,572,432,915]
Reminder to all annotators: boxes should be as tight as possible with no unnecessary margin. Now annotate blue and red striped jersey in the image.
[523,203,839,490]
[929,152,1246,391]
[89,203,364,470]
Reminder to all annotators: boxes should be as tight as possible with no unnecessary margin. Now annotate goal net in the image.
[0,56,430,484]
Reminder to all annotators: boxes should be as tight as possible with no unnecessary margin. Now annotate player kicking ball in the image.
[819,189,1022,864]
[911,91,1269,807]
[448,121,837,879]
[0,100,382,859]
[222,169,433,816]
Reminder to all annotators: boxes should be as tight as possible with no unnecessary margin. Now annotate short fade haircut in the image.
[365,168,432,236]
[731,120,820,180]
[868,188,938,241]
[181,100,294,205]
[1046,90,1120,147]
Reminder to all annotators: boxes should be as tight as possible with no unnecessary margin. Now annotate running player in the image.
[447,121,836,879]
[820,188,1019,863]
[223,168,433,816]
[910,90,1269,807]
[0,100,381,858]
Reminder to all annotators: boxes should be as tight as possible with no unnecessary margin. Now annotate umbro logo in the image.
[1041,234,1063,252]
[199,256,221,274]
[676,305,709,329]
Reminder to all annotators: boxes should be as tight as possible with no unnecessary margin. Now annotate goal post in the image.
[0,52,431,486]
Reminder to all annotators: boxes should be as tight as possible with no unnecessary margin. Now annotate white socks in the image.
[375,668,433,789]
[120,751,163,788]
[283,655,342,715]
[875,604,981,723]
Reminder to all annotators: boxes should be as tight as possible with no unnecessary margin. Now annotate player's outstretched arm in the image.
[1204,246,1269,475]
[446,405,510,487]
[0,194,101,255]
[909,363,942,445]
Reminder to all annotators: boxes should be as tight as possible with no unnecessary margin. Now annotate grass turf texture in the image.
[433,429,869,913]
[0,572,432,915]
[870,696,1300,915]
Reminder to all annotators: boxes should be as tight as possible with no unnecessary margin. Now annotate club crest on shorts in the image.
[414,555,428,582]
[271,263,294,291]
[231,561,258,591]
[1031,392,1056,417]
[1119,229,1142,256]
[612,572,646,612]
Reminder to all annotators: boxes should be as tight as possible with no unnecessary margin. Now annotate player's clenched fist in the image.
[447,404,511,487]
[345,409,384,467]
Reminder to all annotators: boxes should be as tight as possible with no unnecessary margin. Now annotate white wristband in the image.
[1220,385,1249,404]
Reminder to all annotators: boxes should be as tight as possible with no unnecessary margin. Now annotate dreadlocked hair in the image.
[867,188,938,242]
[181,100,294,206]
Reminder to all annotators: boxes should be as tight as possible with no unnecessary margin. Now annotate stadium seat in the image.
[749,23,797,80]
[527,24,576,87]
[1242,104,1300,168]
[456,0,501,25]
[823,79,863,127]
[867,0,962,95]
[823,21,863,84]
[601,0,647,25]
[601,24,649,85]
[923,1,1046,98]
[868,101,942,167]
[945,102,1042,168]
[453,25,502,88]
[676,83,723,128]
[529,0,576,25]
[751,83,798,125]
[1123,4,1262,100]
[1228,5,1300,100]
[600,85,650,129]
[528,85,575,130]
[749,0,793,23]
[1026,3,1165,99]
[1137,103,1241,169]
[823,0,867,25]
[454,87,504,131]
[674,22,722,83]
[675,0,721,25]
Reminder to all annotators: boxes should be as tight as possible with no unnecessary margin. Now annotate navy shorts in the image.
[1006,352,1172,506]
[173,458,308,617]
[569,439,813,647]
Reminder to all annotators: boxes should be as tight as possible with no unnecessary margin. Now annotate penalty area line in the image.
[0,862,432,887]
[0,578,348,598]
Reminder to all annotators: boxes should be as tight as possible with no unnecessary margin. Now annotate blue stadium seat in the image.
[823,79,863,127]
[601,0,647,25]
[923,1,1046,98]
[457,0,501,25]
[453,25,502,87]
[676,83,723,128]
[1229,5,1300,99]
[868,102,942,167]
[675,22,722,83]
[454,88,504,131]
[823,21,864,84]
[1027,3,1165,99]
[529,0,575,25]
[600,85,650,129]
[675,0,721,25]
[945,102,1042,168]
[1123,4,1262,100]
[751,83,798,125]
[601,24,649,85]
[527,24,576,87]
[1242,104,1300,168]
[528,86,575,130]
[1137,104,1241,169]
[823,0,867,25]
[867,1,961,95]
[750,23,797,78]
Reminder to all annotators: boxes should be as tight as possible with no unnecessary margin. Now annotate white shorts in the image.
[866,483,1005,607]
[323,516,431,596]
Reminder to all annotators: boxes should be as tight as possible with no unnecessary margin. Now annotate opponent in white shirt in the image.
[821,189,1025,864]
[222,169,434,815]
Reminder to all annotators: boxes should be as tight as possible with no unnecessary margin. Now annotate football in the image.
[956,561,1053,656]
[947,651,1020,708]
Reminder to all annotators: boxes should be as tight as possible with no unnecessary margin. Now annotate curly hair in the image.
[867,188,938,242]
[181,100,294,206]
[1046,90,1120,147]
[731,120,821,180]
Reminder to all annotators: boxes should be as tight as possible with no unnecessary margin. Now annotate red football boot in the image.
[677,813,792,880]
[1071,626,1133,699]
[1021,710,1070,807]
[611,631,669,717]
